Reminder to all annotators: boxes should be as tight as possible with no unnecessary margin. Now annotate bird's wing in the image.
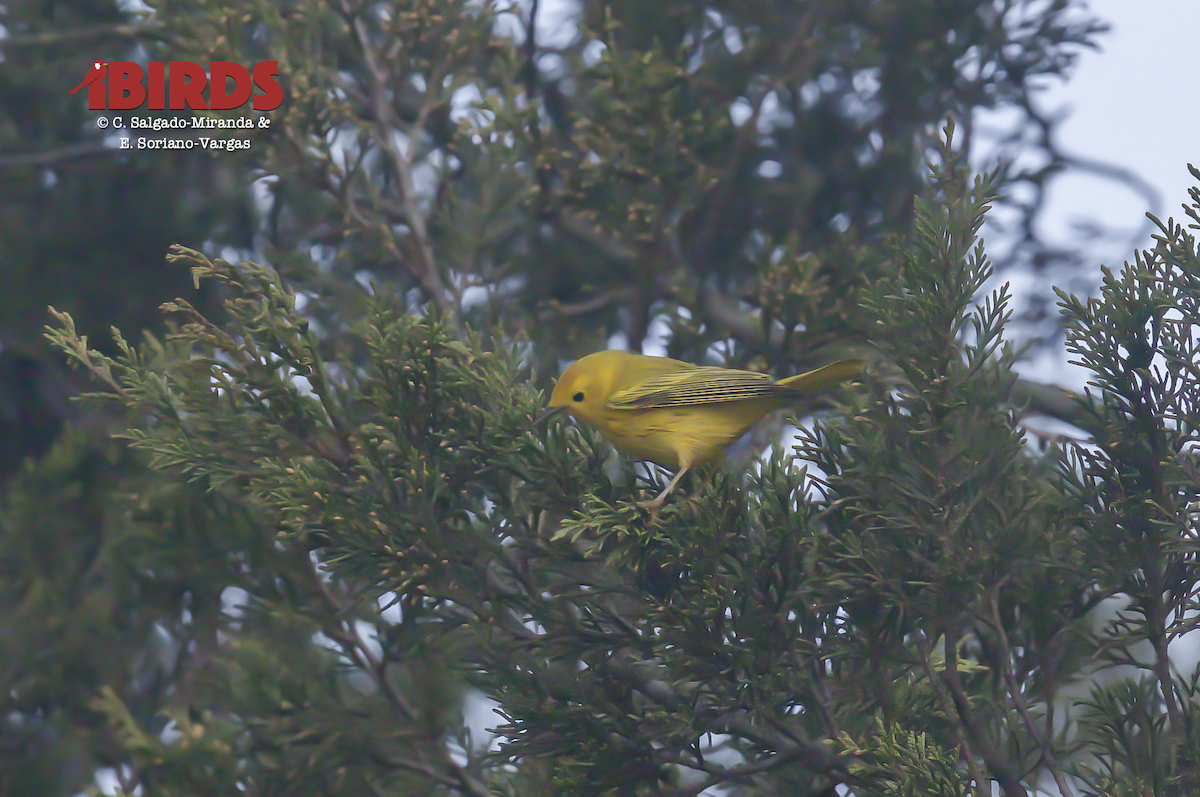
[606,367,778,409]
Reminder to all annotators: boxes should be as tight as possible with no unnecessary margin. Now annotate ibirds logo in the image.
[70,59,283,111]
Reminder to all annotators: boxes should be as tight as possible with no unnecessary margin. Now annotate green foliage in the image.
[1053,165,1200,797]
[34,131,1200,797]
[791,124,1080,797]
[0,425,268,796]
[838,717,967,797]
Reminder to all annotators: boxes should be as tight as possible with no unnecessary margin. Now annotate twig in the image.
[915,632,986,797]
[537,286,637,321]
[660,746,817,797]
[941,626,1029,797]
[0,18,159,49]
[341,1,463,337]
[988,586,1075,797]
[603,655,841,775]
[521,0,554,210]
[0,143,118,169]
[308,557,490,797]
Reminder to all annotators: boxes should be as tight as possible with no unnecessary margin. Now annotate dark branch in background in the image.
[309,558,490,797]
[984,93,1163,289]
[1057,153,1162,226]
[0,143,119,169]
[0,14,177,173]
[537,285,638,321]
[1008,378,1086,425]
[339,0,463,336]
[0,18,160,49]
[522,0,556,215]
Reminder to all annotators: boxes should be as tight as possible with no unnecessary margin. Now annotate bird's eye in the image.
[572,391,585,402]
[95,62,102,69]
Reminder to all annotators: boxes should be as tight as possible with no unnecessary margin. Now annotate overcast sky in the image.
[974,0,1200,390]
[1038,0,1199,256]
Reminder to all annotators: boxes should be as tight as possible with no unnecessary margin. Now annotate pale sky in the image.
[975,0,1200,390]
[1038,0,1200,258]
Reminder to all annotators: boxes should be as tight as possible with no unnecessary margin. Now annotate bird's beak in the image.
[535,405,566,426]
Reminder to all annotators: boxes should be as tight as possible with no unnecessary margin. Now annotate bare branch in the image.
[0,143,117,169]
[987,586,1075,797]
[941,626,1029,797]
[308,558,489,797]
[0,18,159,49]
[341,2,463,336]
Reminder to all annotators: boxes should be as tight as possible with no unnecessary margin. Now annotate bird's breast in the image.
[594,399,780,470]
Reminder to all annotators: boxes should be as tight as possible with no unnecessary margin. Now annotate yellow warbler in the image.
[540,350,863,515]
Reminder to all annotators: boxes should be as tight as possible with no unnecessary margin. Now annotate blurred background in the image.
[972,0,1200,392]
[1,0,1196,793]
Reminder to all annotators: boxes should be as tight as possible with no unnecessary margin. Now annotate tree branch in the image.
[341,2,463,336]
[308,557,489,797]
[987,586,1074,797]
[0,143,117,169]
[603,655,843,776]
[942,625,1029,797]
[0,18,159,49]
[914,632,986,797]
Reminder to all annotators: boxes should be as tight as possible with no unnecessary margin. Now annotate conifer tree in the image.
[40,133,1200,795]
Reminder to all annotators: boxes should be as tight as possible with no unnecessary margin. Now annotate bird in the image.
[540,350,863,518]
[70,61,108,94]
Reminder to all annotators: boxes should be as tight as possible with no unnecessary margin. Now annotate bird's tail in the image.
[777,358,863,395]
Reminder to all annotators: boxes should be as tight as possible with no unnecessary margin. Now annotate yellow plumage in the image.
[543,350,862,516]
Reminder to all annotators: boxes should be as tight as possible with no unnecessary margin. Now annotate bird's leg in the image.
[638,464,690,522]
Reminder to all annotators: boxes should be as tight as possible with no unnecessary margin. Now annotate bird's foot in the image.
[636,497,665,523]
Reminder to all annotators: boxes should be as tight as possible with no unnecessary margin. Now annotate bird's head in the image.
[540,350,630,427]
